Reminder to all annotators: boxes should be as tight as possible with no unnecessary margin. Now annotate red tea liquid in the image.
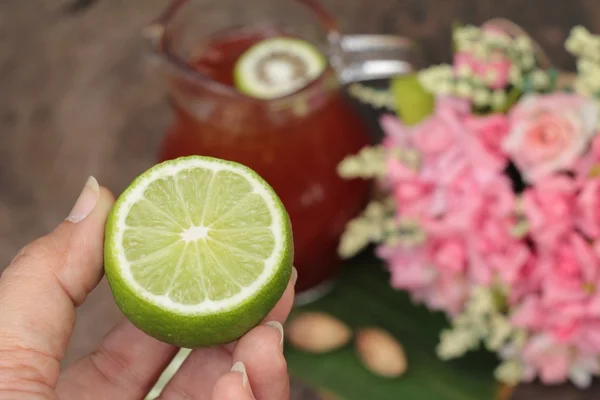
[159,28,371,293]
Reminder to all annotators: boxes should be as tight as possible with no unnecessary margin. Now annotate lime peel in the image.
[104,156,293,347]
[234,37,326,99]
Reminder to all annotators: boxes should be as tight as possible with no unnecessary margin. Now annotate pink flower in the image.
[522,175,577,249]
[464,113,511,174]
[382,98,479,225]
[420,167,482,235]
[454,43,511,89]
[378,233,470,315]
[465,176,532,286]
[503,94,598,183]
[574,135,600,183]
[522,334,572,384]
[576,179,600,240]
[511,233,600,352]
[519,333,600,387]
[539,233,598,308]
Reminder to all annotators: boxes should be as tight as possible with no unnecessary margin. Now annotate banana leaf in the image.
[286,254,501,400]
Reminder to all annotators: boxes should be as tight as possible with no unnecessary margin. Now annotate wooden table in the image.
[1,0,600,398]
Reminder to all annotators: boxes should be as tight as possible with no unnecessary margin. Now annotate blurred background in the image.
[2,0,600,399]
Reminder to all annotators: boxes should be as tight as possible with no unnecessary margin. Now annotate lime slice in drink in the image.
[104,156,293,348]
[234,37,326,99]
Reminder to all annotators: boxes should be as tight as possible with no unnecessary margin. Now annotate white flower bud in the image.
[473,89,491,106]
[437,80,454,96]
[485,69,498,85]
[572,26,592,45]
[437,328,480,360]
[462,25,480,40]
[456,63,473,78]
[521,54,535,69]
[509,65,522,85]
[577,58,594,74]
[455,80,473,98]
[531,69,550,89]
[365,201,385,219]
[491,90,507,109]
[473,43,489,59]
[574,78,592,96]
[495,360,524,385]
[514,35,532,52]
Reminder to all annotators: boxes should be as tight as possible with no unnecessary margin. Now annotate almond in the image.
[355,327,407,378]
[318,387,343,400]
[285,312,352,353]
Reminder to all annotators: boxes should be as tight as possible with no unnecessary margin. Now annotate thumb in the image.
[0,176,114,391]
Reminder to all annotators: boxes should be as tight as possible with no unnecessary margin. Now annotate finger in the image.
[232,322,288,400]
[211,363,255,400]
[56,320,178,400]
[159,272,296,398]
[0,177,113,392]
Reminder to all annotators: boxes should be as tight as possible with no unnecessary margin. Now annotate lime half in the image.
[104,156,293,347]
[234,37,326,99]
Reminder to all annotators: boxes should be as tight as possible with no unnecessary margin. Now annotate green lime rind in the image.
[391,74,435,126]
[104,156,293,348]
[234,37,327,100]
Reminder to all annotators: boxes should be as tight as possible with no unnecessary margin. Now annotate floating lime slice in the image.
[104,156,293,347]
[234,37,326,99]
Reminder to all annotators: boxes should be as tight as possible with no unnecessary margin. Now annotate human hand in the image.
[0,177,296,400]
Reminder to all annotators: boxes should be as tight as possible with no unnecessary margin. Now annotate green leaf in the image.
[391,74,435,126]
[493,86,522,114]
[286,255,500,400]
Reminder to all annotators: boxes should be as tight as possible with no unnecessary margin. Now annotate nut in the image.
[318,388,342,400]
[355,327,407,378]
[285,312,352,353]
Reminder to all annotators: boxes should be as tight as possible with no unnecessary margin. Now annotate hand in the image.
[0,177,296,400]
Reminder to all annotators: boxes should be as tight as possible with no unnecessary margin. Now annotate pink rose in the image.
[574,135,600,183]
[503,94,598,183]
[522,175,577,249]
[539,233,598,307]
[575,179,600,240]
[464,114,511,173]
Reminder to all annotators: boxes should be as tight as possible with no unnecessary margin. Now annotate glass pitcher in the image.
[146,0,418,303]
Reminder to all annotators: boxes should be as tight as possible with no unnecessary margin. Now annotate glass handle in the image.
[330,34,422,84]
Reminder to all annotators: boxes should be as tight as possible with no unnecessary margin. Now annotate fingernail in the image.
[231,361,249,389]
[66,176,99,223]
[265,320,284,346]
[291,266,298,287]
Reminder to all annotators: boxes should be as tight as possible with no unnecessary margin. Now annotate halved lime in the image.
[234,37,326,99]
[104,156,293,348]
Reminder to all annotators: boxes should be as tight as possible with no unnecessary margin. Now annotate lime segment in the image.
[234,36,327,99]
[104,156,293,347]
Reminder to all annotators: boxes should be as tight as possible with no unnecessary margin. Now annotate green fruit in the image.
[234,37,326,99]
[104,156,293,347]
[391,74,435,126]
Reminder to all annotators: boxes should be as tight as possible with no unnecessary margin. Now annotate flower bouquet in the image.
[338,22,600,388]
